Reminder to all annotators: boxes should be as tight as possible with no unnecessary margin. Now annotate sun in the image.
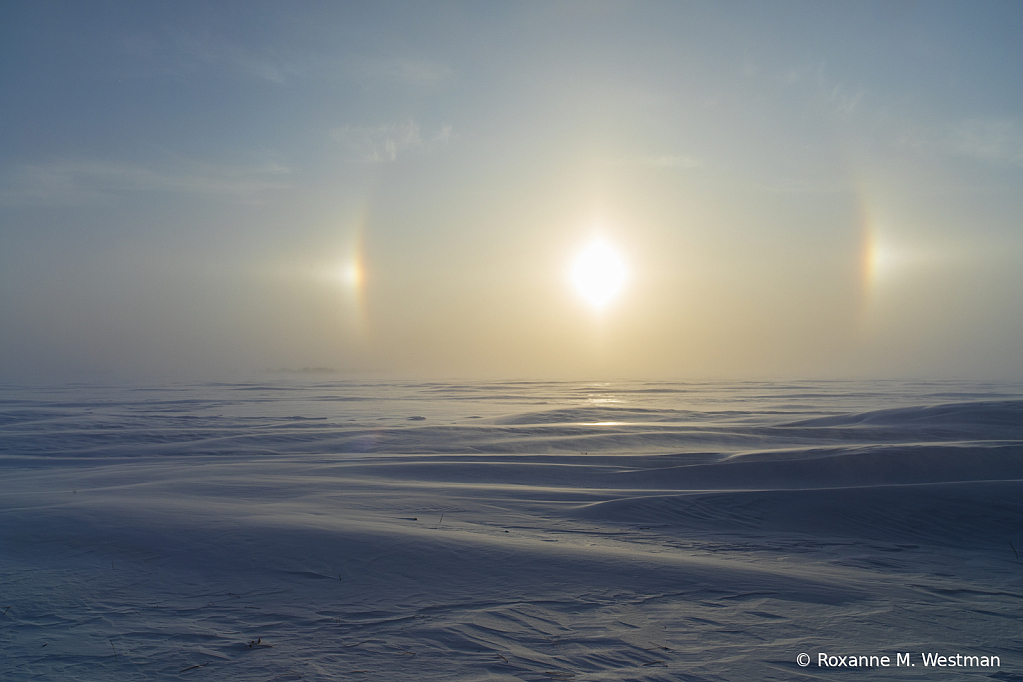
[569,238,628,310]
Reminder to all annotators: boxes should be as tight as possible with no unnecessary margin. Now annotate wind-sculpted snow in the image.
[2,380,1023,680]
[782,399,1023,440]
[575,481,1023,546]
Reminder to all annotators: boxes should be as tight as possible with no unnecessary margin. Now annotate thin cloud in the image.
[125,32,451,89]
[782,61,865,118]
[330,121,452,162]
[119,31,310,84]
[782,62,1019,167]
[948,119,1023,166]
[896,118,1023,167]
[758,177,851,194]
[0,160,291,206]
[344,57,453,88]
[172,34,308,84]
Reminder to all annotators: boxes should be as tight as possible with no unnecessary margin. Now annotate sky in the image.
[2,0,1022,382]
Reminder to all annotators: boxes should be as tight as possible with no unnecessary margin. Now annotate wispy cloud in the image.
[330,120,453,162]
[124,32,451,89]
[947,119,1023,166]
[178,36,300,84]
[121,31,310,84]
[343,57,452,88]
[781,61,1022,169]
[897,118,1023,167]
[781,61,866,118]
[0,160,291,206]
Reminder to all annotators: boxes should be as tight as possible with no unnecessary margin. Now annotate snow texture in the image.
[2,380,1022,680]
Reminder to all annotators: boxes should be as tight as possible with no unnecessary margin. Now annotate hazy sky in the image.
[2,1,1022,382]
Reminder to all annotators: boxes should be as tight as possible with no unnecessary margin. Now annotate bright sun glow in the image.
[570,239,628,310]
